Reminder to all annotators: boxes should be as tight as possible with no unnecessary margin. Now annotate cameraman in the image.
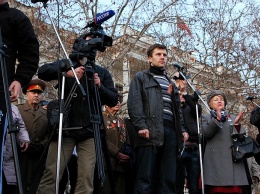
[36,34,118,194]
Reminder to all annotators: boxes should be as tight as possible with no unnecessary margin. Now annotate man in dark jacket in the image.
[127,43,188,194]
[250,107,260,132]
[36,34,118,194]
[250,106,260,164]
[174,72,202,194]
[0,0,39,191]
[0,0,39,98]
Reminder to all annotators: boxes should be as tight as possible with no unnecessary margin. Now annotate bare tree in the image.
[12,0,260,134]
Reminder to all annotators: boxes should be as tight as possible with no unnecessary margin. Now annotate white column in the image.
[122,57,130,104]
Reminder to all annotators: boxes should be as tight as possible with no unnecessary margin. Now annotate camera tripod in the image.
[27,1,116,194]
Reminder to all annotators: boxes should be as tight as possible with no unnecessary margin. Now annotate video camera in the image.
[69,10,115,61]
[73,26,112,53]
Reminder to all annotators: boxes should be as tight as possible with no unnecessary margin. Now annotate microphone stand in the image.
[0,28,23,194]
[249,99,260,108]
[177,69,208,194]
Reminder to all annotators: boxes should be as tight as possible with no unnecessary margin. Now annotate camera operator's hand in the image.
[94,73,101,88]
[66,66,85,79]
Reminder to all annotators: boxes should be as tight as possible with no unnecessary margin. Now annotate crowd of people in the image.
[0,0,260,194]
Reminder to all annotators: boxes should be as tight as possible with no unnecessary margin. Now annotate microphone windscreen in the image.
[95,10,115,24]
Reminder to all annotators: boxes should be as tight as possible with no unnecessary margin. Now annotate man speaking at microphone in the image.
[127,43,188,193]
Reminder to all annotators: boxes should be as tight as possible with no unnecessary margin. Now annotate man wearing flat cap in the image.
[17,79,49,194]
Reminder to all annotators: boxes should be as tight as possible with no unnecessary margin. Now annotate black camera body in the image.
[69,24,112,61]
[86,24,113,49]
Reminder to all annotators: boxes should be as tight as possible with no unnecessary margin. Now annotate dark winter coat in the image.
[250,107,260,130]
[0,2,39,92]
[38,60,118,139]
[182,94,202,143]
[127,69,186,148]
[250,107,260,164]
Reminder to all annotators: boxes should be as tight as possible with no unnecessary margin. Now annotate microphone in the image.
[94,10,115,25]
[246,96,257,101]
[31,0,48,3]
[173,63,184,70]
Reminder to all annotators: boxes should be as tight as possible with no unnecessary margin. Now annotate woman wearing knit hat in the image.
[202,90,250,194]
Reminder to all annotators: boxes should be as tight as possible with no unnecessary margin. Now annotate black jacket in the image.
[251,107,260,164]
[251,107,260,144]
[127,69,186,148]
[0,2,39,91]
[38,60,118,139]
[182,94,202,143]
[250,107,260,130]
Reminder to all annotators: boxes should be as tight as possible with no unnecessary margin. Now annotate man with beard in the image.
[17,79,49,194]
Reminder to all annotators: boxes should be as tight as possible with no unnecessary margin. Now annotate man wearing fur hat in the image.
[17,79,49,194]
[202,90,250,194]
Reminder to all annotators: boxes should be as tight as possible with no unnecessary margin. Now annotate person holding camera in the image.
[36,33,118,194]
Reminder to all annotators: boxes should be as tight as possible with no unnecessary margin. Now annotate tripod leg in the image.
[0,35,23,194]
[0,104,7,193]
[100,129,116,194]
